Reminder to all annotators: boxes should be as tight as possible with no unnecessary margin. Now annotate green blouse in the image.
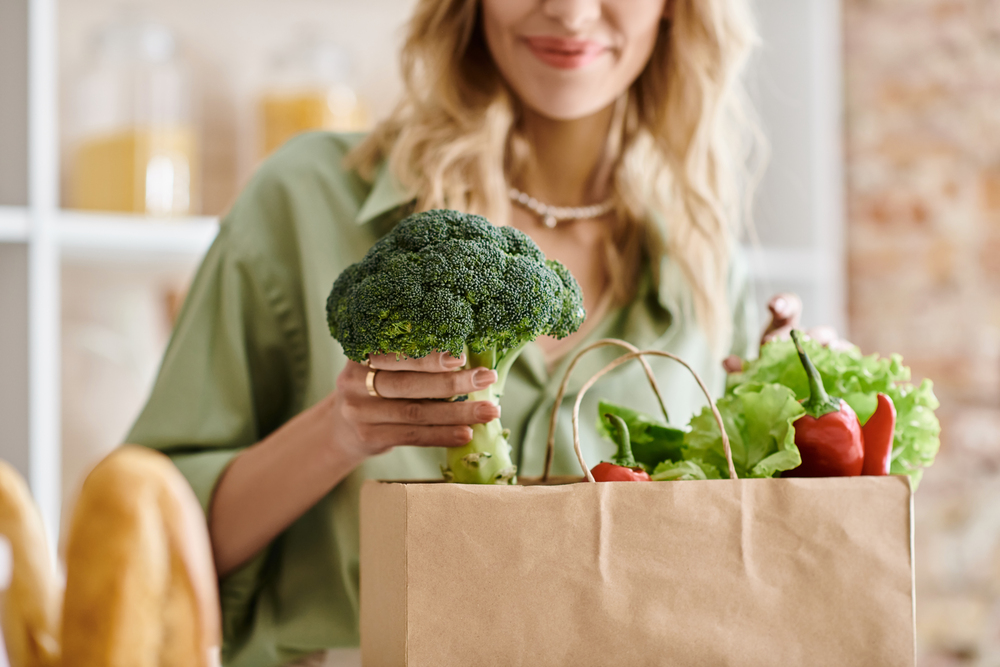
[127,132,757,667]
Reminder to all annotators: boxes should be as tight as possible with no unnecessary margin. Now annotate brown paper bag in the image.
[360,344,916,667]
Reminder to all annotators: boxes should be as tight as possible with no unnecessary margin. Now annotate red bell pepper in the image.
[591,414,651,482]
[785,330,865,477]
[862,393,896,476]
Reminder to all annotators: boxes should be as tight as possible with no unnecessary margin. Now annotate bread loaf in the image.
[62,446,221,667]
[0,460,61,667]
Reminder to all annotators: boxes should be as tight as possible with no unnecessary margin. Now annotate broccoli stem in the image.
[441,345,525,484]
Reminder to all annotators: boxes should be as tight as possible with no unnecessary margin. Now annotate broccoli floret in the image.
[327,209,586,484]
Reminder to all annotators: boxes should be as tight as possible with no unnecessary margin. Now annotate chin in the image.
[518,83,619,121]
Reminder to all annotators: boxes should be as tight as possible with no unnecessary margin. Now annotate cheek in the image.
[481,0,534,71]
[612,0,669,69]
[614,8,664,84]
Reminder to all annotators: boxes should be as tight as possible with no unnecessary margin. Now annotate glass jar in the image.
[257,31,369,159]
[69,13,198,215]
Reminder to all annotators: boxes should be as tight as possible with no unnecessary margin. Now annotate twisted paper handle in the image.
[566,348,736,482]
[542,339,669,482]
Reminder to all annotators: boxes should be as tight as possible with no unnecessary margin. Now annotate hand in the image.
[329,351,500,460]
[760,293,852,349]
[760,293,802,346]
[209,349,501,576]
[723,293,850,373]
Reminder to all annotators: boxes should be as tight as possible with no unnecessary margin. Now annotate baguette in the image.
[62,446,221,667]
[0,460,61,667]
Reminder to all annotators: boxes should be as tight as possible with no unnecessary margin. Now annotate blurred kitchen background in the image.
[0,0,998,664]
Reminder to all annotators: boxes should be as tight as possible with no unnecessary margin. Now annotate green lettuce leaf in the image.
[683,382,804,478]
[728,338,940,487]
[596,400,685,469]
[650,459,721,481]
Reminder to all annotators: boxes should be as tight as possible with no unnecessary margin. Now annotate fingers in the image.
[761,292,803,346]
[755,292,855,353]
[371,367,497,400]
[367,351,466,372]
[336,353,500,456]
[334,361,498,454]
[344,396,500,426]
[357,424,474,449]
[768,293,802,325]
[722,355,745,373]
[806,326,855,351]
[761,326,793,345]
[806,325,838,347]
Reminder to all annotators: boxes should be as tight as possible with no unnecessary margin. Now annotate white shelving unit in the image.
[57,213,219,262]
[0,208,30,242]
[0,0,846,545]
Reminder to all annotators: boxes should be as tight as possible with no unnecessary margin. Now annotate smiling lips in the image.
[524,36,608,69]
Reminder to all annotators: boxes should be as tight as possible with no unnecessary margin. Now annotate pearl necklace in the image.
[508,187,614,229]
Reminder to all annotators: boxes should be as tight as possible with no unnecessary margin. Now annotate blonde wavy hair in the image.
[349,0,762,354]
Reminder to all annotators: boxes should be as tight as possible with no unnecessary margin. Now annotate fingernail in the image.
[475,404,500,421]
[472,368,497,389]
[772,297,787,315]
[442,353,466,369]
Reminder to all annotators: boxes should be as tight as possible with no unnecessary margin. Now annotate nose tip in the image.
[542,0,602,32]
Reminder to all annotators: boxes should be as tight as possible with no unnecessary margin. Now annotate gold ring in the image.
[365,368,382,398]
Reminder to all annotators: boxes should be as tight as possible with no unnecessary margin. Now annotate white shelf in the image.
[0,207,30,242]
[57,211,219,262]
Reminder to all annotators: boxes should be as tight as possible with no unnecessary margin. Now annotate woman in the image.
[128,0,769,664]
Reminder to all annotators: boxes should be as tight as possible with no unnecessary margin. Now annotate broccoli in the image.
[327,209,586,484]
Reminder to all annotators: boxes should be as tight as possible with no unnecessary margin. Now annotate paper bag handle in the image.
[571,349,736,482]
[542,338,669,482]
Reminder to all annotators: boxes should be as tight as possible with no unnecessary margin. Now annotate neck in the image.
[516,102,617,207]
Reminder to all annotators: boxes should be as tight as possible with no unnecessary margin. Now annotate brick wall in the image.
[845,1,1000,663]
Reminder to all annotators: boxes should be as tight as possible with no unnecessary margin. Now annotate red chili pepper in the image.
[785,330,865,477]
[591,413,651,482]
[861,393,896,476]
[591,461,652,482]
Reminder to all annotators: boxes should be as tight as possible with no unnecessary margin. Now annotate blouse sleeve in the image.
[126,173,309,635]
